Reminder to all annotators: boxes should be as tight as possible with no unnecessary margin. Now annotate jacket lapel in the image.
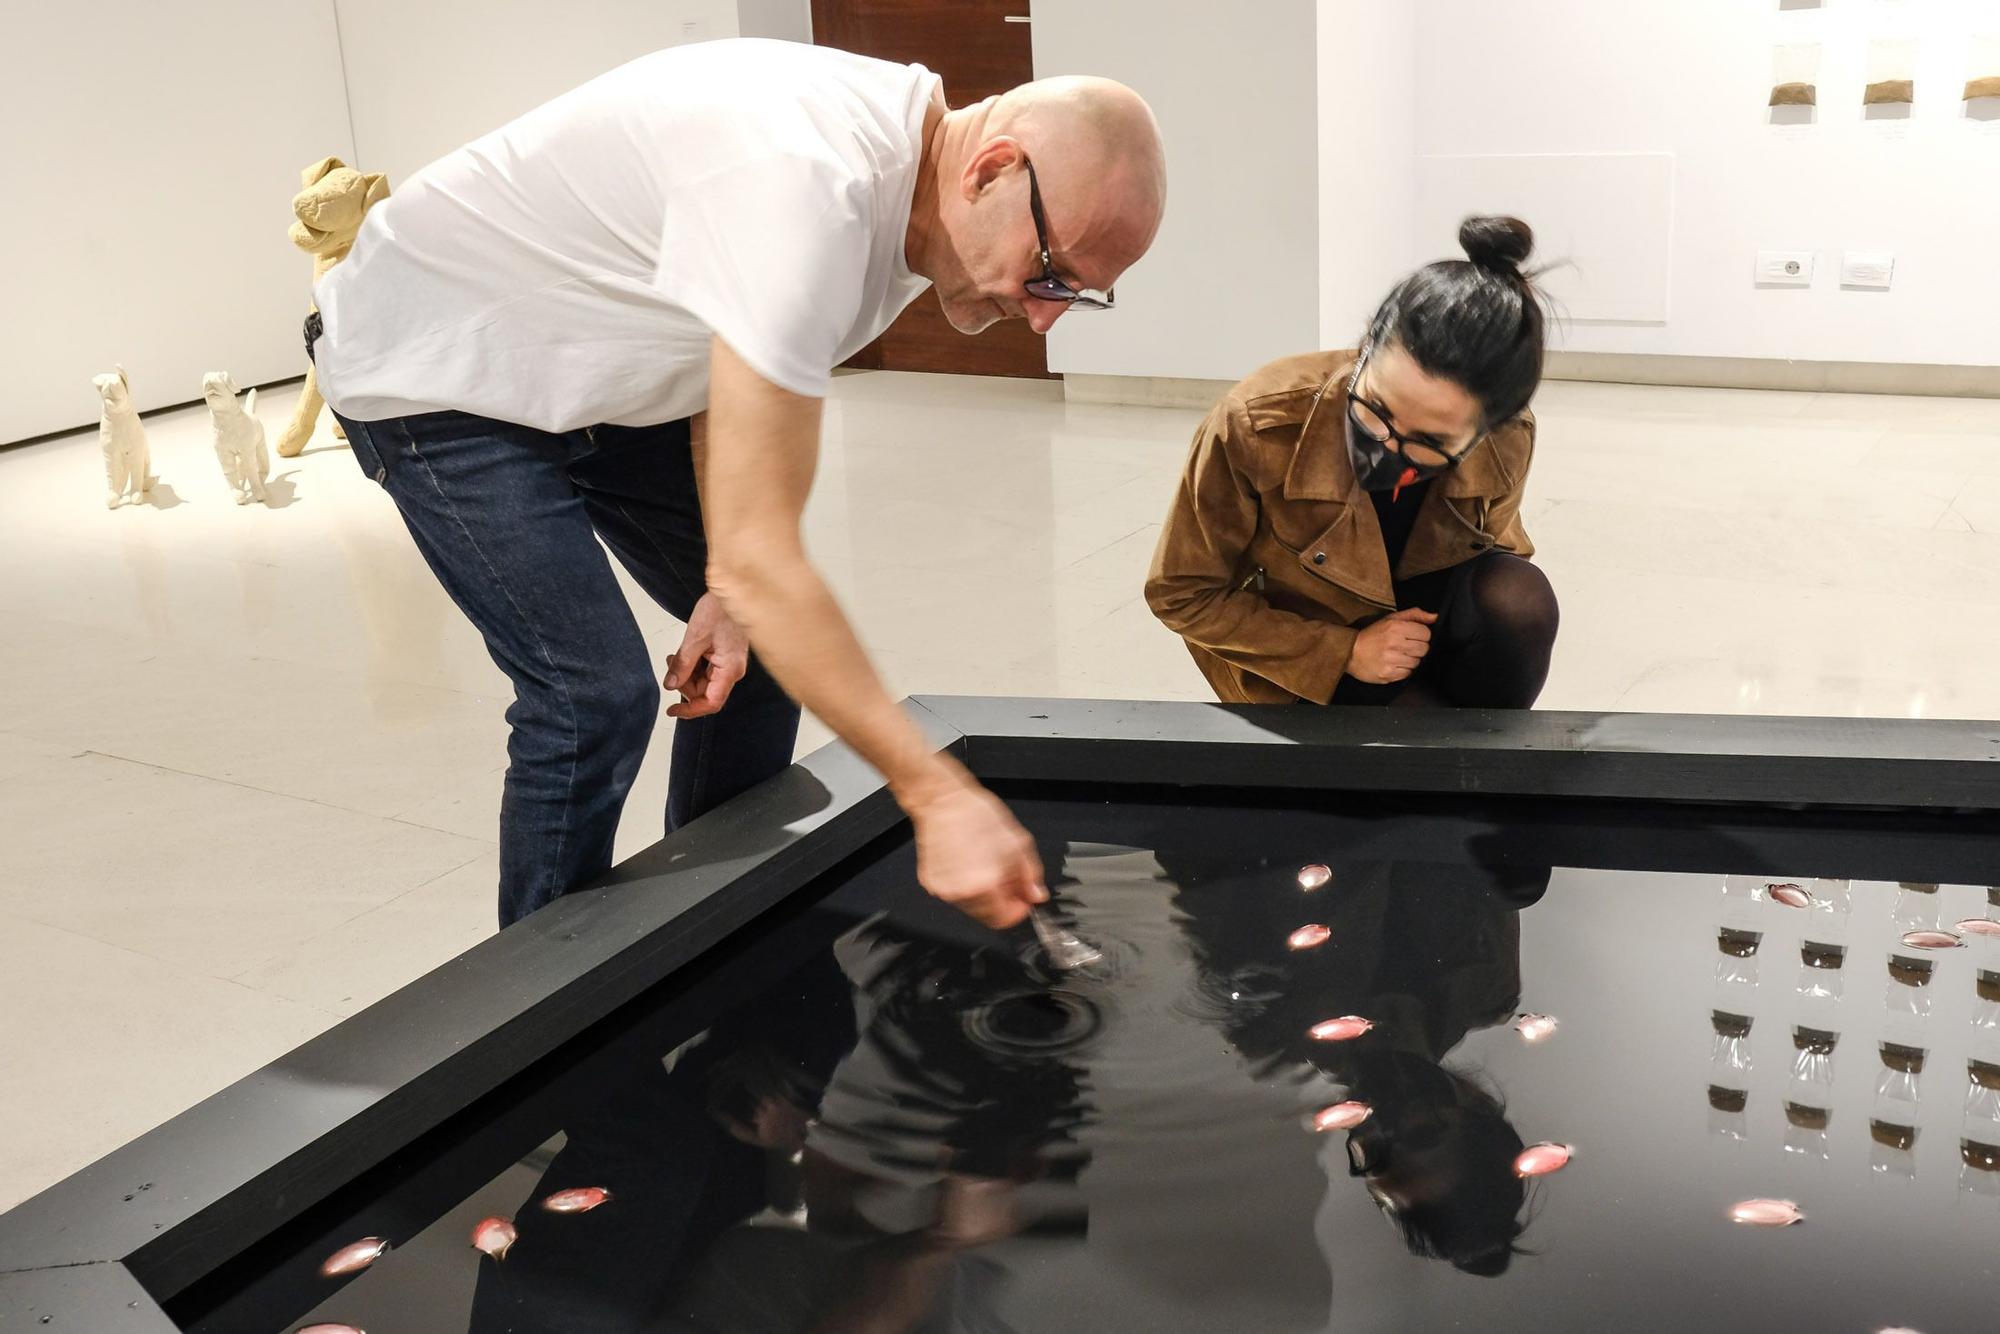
[1278,362,1524,593]
[1280,366,1396,610]
[1397,426,1518,577]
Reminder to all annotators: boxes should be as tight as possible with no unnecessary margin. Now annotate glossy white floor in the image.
[4,370,2000,1211]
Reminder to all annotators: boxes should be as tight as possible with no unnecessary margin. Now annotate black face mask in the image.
[1345,409,1422,496]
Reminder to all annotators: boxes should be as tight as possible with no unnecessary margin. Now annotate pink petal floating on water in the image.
[298,1326,368,1334]
[1956,918,2000,938]
[1310,1101,1374,1133]
[1308,1015,1374,1042]
[541,1186,613,1214]
[470,1216,518,1260]
[1513,1013,1559,1044]
[317,1236,389,1278]
[1767,883,1813,909]
[1728,1198,1804,1227]
[1513,1142,1574,1177]
[1297,864,1333,891]
[1900,930,1964,951]
[1288,924,1331,951]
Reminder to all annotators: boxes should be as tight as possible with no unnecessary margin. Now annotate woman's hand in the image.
[1346,608,1437,684]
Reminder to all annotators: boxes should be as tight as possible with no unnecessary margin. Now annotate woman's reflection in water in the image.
[1165,852,1548,1278]
[470,902,1091,1334]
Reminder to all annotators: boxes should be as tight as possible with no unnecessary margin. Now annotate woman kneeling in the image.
[1147,215,1558,709]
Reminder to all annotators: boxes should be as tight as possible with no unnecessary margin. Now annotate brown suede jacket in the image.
[1146,350,1535,704]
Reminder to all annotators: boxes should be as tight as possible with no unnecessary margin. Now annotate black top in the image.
[1370,475,1433,574]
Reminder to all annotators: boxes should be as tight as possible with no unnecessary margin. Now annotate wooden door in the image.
[812,0,1054,379]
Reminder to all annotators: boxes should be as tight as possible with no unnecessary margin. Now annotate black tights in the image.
[1330,553,1558,709]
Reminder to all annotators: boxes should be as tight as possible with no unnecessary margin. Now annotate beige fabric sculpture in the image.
[275,156,389,458]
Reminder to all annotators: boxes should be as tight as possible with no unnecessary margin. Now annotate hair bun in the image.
[1459,215,1534,276]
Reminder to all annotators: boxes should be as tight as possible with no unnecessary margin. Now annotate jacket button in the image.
[1312,552,1326,565]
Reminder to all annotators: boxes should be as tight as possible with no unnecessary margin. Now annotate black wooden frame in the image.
[5,699,2000,1328]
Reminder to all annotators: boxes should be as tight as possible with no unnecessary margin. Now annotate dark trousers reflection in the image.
[467,902,1091,1334]
[662,916,1093,1332]
[467,953,856,1334]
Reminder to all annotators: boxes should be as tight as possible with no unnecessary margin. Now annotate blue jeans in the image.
[328,402,800,928]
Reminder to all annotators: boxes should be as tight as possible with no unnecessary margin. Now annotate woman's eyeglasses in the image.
[1346,355,1481,478]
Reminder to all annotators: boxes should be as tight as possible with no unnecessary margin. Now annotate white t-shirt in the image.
[314,39,940,431]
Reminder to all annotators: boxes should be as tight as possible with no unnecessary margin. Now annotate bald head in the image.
[988,76,1167,260]
[910,75,1167,336]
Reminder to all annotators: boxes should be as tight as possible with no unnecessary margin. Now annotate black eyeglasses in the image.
[1346,353,1481,478]
[1345,1109,1450,1179]
[1024,160,1114,311]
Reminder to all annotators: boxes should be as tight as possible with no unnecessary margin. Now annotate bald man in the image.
[310,38,1166,931]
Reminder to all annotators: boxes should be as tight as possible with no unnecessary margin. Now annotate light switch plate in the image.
[1756,250,1815,286]
[1841,252,1895,289]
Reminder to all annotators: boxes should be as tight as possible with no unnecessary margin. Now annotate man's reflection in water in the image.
[470,901,1091,1334]
[704,917,1093,1333]
[1164,852,1547,1278]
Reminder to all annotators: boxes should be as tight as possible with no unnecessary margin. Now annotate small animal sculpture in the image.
[92,366,153,508]
[203,372,270,505]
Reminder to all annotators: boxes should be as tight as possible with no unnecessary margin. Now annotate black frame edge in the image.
[0,704,964,1319]
[5,696,1997,1327]
[916,698,2000,808]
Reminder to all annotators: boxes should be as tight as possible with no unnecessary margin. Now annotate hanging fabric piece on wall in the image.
[1967,36,2000,101]
[1864,38,1918,105]
[1769,43,1821,107]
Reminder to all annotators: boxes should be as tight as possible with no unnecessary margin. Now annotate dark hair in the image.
[1367,1058,1532,1277]
[1362,215,1548,427]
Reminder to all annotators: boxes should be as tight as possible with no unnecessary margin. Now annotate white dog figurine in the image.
[92,366,153,508]
[202,372,270,506]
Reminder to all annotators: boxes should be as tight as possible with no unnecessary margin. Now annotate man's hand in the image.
[1346,608,1437,685]
[664,592,749,719]
[701,336,1047,930]
[904,774,1048,929]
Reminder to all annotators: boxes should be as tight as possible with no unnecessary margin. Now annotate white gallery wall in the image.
[735,0,813,46]
[1316,2,1419,350]
[0,2,355,445]
[1056,0,1998,385]
[1,0,745,446]
[333,0,739,189]
[11,1,1996,446]
[1032,0,1321,384]
[1409,0,2000,368]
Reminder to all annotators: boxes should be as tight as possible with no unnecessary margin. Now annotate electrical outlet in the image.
[1755,250,1815,286]
[1841,252,1895,289]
